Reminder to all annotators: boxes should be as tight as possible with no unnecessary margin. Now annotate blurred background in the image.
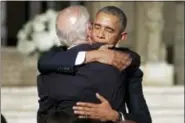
[1,1,184,123]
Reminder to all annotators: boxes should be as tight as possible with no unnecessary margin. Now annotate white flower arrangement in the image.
[17,9,61,55]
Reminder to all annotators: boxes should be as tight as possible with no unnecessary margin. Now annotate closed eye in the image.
[106,27,114,33]
[93,24,101,29]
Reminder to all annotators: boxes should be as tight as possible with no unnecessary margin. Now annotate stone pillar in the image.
[29,1,41,20]
[141,2,174,86]
[144,2,165,62]
[70,1,80,5]
[1,1,7,46]
[46,1,56,9]
[174,2,184,85]
[135,2,148,63]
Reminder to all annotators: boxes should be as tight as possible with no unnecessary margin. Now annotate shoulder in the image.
[114,47,139,56]
[125,68,143,78]
[50,45,67,52]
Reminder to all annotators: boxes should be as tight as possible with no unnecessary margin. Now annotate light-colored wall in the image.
[1,2,184,86]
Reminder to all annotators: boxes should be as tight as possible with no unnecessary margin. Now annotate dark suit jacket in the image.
[37,43,152,123]
[1,114,7,123]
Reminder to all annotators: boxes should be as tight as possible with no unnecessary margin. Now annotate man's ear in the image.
[86,22,93,44]
[86,23,92,35]
[121,32,127,40]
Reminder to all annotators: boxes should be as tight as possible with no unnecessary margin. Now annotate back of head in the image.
[56,5,90,47]
[97,6,127,32]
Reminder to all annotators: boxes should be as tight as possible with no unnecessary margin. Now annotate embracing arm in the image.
[38,45,140,74]
[38,46,78,74]
[125,68,152,123]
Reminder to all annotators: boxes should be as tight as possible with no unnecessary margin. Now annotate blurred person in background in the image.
[1,114,7,123]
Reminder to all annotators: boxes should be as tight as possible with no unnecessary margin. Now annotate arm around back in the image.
[37,46,78,74]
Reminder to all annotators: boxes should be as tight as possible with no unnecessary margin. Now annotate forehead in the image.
[94,12,120,28]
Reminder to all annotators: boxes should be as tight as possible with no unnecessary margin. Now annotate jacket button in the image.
[64,67,70,70]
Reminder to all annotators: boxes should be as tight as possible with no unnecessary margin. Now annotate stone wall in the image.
[1,2,184,86]
[1,47,38,86]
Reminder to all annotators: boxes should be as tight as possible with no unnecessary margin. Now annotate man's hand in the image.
[85,45,132,71]
[73,93,119,122]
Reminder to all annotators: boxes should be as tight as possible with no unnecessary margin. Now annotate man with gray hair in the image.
[37,5,151,123]
[56,6,90,47]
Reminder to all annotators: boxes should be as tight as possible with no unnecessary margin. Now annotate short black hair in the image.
[97,6,127,32]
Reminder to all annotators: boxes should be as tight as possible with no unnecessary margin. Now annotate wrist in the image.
[85,50,100,63]
[110,110,119,122]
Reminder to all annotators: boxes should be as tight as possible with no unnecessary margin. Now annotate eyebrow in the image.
[105,27,114,32]
[93,22,115,31]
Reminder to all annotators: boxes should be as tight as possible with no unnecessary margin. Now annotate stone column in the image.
[141,2,174,86]
[135,2,148,63]
[174,2,184,85]
[46,1,56,9]
[70,1,80,5]
[144,2,165,62]
[1,1,7,46]
[29,1,41,20]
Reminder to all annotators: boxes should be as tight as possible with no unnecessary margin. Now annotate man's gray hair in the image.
[56,5,90,47]
[97,6,127,33]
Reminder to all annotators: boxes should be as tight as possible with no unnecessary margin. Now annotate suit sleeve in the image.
[38,46,78,74]
[37,75,56,113]
[124,68,152,123]
[37,75,59,123]
[37,75,49,123]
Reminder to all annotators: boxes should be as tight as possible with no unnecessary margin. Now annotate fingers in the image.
[78,114,99,120]
[73,106,98,119]
[122,53,132,69]
[95,49,133,71]
[76,111,101,121]
[78,115,87,119]
[122,58,132,70]
[120,53,132,70]
[76,102,97,108]
[96,93,107,103]
[73,106,95,117]
[74,110,93,116]
[73,106,95,113]
[113,52,132,71]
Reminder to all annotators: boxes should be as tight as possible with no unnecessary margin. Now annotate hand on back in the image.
[97,44,132,71]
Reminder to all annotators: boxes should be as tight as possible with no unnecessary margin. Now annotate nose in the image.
[97,29,105,39]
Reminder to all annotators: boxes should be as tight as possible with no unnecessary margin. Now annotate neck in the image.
[68,40,89,49]
[73,40,89,46]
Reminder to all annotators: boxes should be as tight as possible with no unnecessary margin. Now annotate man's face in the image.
[91,12,121,45]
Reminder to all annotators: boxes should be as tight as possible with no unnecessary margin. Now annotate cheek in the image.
[91,31,98,42]
[92,30,99,38]
[105,34,116,40]
[106,35,118,43]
